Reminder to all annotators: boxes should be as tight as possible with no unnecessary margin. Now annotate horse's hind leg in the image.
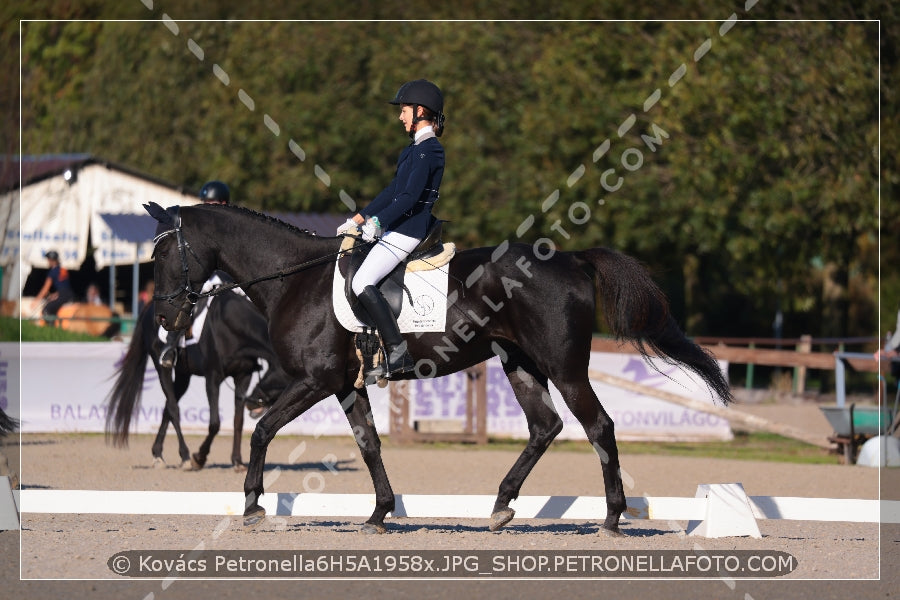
[340,384,395,534]
[190,375,223,471]
[556,376,626,536]
[490,350,563,531]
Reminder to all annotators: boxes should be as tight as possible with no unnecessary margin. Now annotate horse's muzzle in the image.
[155,302,192,331]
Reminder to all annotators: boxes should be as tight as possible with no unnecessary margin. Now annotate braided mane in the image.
[199,203,321,237]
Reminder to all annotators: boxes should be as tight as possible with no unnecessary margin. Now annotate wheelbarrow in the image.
[819,403,896,464]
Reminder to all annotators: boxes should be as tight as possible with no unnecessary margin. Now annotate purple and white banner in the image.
[407,353,732,441]
[10,342,731,441]
[11,342,363,438]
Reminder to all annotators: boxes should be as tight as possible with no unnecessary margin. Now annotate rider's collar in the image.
[414,126,435,144]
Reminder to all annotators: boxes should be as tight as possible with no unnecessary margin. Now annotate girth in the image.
[339,220,446,328]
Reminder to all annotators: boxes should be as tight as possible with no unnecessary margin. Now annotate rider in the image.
[337,79,446,378]
[159,181,231,368]
[32,250,74,320]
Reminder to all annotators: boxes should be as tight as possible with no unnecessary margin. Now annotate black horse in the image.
[106,291,292,471]
[146,202,731,535]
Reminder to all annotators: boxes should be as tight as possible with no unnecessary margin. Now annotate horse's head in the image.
[144,202,213,331]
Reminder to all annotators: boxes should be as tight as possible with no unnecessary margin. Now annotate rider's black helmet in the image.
[199,181,230,204]
[390,80,444,114]
[45,250,59,261]
[389,80,445,136]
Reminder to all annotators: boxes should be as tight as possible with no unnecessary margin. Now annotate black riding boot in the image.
[159,330,181,368]
[357,285,415,378]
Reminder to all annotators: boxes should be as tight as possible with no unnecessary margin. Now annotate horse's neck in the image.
[210,216,334,313]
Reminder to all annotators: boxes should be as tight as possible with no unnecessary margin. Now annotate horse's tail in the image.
[575,247,732,405]
[105,307,152,447]
[0,407,18,437]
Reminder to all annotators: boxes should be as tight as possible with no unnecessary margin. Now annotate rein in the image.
[201,246,365,299]
[152,207,373,309]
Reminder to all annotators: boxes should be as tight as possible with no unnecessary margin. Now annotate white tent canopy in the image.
[1,156,199,306]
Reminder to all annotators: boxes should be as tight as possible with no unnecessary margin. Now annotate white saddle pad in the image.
[332,249,453,334]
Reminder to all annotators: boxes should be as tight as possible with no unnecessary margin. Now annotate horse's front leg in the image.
[230,373,251,472]
[154,365,192,469]
[168,369,194,470]
[151,409,170,468]
[191,375,223,470]
[243,379,331,527]
[340,385,395,534]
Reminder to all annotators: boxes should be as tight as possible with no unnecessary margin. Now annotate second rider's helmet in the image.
[199,181,230,204]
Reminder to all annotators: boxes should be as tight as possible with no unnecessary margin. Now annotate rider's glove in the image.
[336,218,357,236]
[361,217,382,242]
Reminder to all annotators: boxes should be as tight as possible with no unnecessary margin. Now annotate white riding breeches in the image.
[351,231,421,296]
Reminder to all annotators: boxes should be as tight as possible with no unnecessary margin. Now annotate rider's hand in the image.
[336,218,357,236]
[361,217,382,242]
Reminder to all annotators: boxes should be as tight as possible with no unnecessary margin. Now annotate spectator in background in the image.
[138,280,154,314]
[879,306,900,381]
[31,250,74,320]
[85,282,103,306]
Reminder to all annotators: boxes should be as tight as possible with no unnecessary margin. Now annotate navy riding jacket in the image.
[360,132,444,240]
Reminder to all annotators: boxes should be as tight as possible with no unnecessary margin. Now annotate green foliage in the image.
[481,431,837,464]
[0,317,17,342]
[8,1,895,343]
[615,431,839,465]
[13,318,107,342]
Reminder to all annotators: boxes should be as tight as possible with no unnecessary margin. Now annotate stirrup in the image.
[384,344,415,379]
[361,346,414,381]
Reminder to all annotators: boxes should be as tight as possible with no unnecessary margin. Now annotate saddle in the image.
[339,220,449,329]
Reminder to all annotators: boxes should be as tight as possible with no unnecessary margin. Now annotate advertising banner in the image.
[12,343,731,441]
[14,342,366,437]
[407,353,733,441]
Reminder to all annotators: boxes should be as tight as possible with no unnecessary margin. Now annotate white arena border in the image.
[17,489,900,524]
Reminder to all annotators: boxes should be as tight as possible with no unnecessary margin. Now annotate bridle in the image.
[151,208,206,328]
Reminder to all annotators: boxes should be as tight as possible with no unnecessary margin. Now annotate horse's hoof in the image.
[190,456,205,471]
[598,525,626,538]
[181,459,195,471]
[360,522,386,535]
[243,508,266,528]
[233,463,247,473]
[489,507,515,531]
[152,457,166,469]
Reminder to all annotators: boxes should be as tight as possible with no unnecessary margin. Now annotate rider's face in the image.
[398,104,417,132]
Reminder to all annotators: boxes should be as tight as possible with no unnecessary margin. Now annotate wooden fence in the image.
[593,336,885,395]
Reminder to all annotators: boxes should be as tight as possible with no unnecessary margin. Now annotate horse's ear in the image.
[144,202,175,226]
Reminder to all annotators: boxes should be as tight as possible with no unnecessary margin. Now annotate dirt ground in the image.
[1,402,898,599]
